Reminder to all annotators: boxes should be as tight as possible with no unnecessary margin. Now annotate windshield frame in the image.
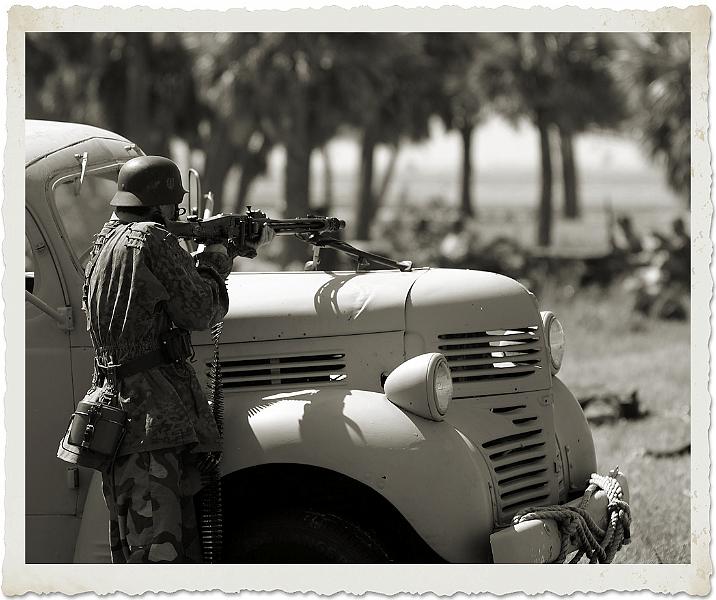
[49,161,125,274]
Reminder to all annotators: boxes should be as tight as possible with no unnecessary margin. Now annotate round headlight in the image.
[542,311,565,373]
[433,358,453,415]
[384,353,453,421]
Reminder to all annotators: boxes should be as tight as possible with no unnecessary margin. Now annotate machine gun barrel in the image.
[266,217,345,235]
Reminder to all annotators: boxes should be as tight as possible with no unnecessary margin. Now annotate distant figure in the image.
[610,215,643,256]
[439,219,479,269]
[661,217,690,288]
[630,217,690,320]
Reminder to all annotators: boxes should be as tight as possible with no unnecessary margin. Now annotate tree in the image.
[550,33,627,219]
[26,33,200,157]
[489,33,561,247]
[215,34,355,263]
[184,33,273,214]
[325,34,434,240]
[616,33,690,202]
[482,33,627,244]
[424,34,490,218]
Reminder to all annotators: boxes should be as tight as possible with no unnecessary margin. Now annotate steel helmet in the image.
[110,156,187,207]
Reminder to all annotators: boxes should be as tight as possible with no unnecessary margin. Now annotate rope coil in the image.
[511,470,631,564]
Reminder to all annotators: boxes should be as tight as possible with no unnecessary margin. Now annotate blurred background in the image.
[26,32,691,563]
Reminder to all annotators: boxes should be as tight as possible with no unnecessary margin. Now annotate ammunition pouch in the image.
[160,327,194,363]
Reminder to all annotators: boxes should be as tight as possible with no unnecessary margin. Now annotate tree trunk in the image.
[536,112,553,247]
[376,143,400,208]
[320,145,334,213]
[560,126,580,219]
[281,83,312,266]
[123,33,152,152]
[234,137,271,212]
[460,125,475,218]
[203,122,235,214]
[355,126,377,241]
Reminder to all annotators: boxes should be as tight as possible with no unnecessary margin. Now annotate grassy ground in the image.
[540,281,691,563]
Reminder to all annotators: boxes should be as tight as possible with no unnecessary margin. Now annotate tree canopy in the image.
[26,32,689,259]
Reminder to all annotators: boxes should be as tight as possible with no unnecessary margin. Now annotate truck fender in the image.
[552,376,597,493]
[223,387,495,563]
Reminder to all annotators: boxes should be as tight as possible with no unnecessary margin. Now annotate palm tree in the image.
[424,33,491,219]
[551,33,628,219]
[615,33,690,202]
[328,33,434,240]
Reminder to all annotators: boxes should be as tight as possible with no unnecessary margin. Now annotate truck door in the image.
[25,208,78,562]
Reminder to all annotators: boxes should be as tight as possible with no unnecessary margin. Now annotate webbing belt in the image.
[96,348,169,380]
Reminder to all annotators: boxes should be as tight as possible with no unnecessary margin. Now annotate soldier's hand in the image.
[227,226,274,259]
[248,226,275,251]
[204,242,229,255]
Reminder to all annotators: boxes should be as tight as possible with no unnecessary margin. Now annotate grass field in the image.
[540,282,691,563]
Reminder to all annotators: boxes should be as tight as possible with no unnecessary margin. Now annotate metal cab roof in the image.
[25,120,133,167]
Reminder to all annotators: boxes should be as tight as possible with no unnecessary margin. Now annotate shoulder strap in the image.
[83,222,133,350]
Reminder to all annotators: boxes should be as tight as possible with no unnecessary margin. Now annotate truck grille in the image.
[477,397,557,524]
[213,353,347,391]
[437,327,542,383]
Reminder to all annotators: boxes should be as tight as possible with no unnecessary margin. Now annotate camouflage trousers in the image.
[101,448,203,563]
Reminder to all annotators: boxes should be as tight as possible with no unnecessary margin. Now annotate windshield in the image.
[52,167,119,268]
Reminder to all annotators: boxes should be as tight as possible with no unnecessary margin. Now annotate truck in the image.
[25,119,629,564]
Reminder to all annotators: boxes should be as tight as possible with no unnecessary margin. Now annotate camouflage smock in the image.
[84,219,232,456]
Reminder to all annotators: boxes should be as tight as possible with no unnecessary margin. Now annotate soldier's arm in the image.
[147,228,230,331]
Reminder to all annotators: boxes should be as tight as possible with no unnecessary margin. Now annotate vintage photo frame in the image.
[4,2,710,595]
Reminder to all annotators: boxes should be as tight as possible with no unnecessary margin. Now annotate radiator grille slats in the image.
[502,492,551,512]
[498,471,549,493]
[220,357,346,373]
[443,353,539,368]
[473,397,557,524]
[437,326,543,385]
[213,353,347,390]
[487,441,546,462]
[497,467,548,487]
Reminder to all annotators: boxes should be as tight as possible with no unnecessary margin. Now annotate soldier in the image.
[83,156,273,563]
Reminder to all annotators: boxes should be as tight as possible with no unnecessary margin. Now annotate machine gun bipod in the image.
[299,233,413,272]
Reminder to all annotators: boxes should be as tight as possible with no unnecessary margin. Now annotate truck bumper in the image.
[490,469,629,563]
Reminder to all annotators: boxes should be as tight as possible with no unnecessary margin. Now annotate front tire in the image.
[225,509,391,563]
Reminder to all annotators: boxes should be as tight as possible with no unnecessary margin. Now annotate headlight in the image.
[384,353,453,421]
[541,311,565,374]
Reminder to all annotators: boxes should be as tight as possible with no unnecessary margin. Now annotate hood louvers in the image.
[437,327,542,384]
[210,353,347,391]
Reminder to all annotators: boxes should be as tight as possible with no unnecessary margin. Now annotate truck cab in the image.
[25,120,618,564]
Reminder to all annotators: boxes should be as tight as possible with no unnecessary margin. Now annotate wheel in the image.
[224,509,392,563]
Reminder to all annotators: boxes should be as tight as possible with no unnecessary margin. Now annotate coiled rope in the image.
[511,471,632,564]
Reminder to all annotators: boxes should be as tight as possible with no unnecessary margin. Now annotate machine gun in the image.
[166,207,345,253]
[167,206,412,271]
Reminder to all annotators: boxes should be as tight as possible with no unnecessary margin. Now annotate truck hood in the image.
[193,268,541,351]
[193,269,427,344]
